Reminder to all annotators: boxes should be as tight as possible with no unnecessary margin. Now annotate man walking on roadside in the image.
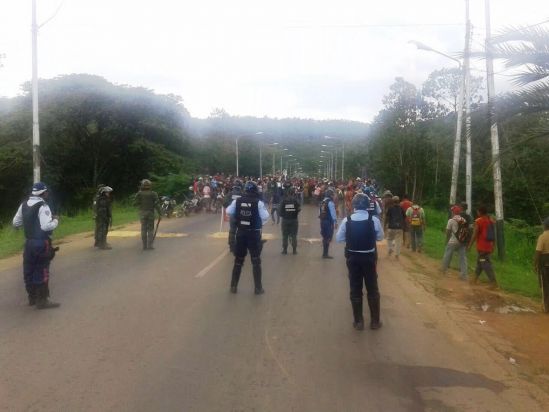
[135,179,162,250]
[384,196,405,260]
[406,202,426,253]
[534,217,549,312]
[441,207,469,280]
[468,206,497,288]
[400,194,413,248]
[12,182,60,309]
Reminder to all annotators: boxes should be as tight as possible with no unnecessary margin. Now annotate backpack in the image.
[410,208,422,226]
[454,219,471,245]
[319,199,330,220]
[485,219,495,242]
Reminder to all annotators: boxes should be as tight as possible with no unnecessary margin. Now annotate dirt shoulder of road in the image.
[397,246,549,391]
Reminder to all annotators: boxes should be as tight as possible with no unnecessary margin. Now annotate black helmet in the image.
[244,181,258,194]
[283,181,292,189]
[234,179,243,188]
[232,185,242,194]
[352,193,369,210]
[325,189,335,198]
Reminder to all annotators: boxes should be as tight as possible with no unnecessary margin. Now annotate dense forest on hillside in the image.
[0,24,547,225]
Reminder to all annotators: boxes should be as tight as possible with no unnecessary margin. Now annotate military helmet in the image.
[234,179,243,188]
[325,188,335,198]
[140,179,152,189]
[99,186,113,194]
[244,180,259,194]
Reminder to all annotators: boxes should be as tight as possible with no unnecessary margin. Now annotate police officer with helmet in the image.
[336,193,384,330]
[226,181,270,294]
[224,180,243,253]
[12,182,60,309]
[319,188,338,259]
[279,185,301,255]
[135,179,162,250]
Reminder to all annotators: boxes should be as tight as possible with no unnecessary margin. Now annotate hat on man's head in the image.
[31,182,48,196]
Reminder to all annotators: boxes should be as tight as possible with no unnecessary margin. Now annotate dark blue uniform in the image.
[344,213,382,330]
[22,202,55,305]
[319,197,336,258]
[230,195,266,294]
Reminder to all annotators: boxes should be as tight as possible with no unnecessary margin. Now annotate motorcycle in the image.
[160,196,176,218]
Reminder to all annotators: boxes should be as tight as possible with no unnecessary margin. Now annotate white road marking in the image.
[109,230,188,238]
[194,250,230,278]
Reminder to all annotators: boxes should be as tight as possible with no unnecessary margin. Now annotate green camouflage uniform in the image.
[135,189,161,249]
[94,193,112,248]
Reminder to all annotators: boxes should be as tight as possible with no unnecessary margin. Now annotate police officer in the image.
[94,186,113,250]
[224,180,243,253]
[135,179,161,250]
[279,185,301,255]
[12,182,60,309]
[226,181,270,294]
[319,188,337,259]
[336,193,384,330]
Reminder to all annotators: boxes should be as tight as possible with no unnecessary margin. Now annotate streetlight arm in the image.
[409,40,462,67]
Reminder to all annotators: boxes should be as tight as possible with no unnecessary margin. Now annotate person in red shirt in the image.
[400,194,413,249]
[468,205,497,288]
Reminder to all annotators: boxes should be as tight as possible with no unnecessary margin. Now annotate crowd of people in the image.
[10,175,549,325]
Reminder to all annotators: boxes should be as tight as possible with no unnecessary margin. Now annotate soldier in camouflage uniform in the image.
[135,179,161,250]
[94,186,113,250]
[279,185,301,255]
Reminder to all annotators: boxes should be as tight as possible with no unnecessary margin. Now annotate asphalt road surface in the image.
[1,205,548,411]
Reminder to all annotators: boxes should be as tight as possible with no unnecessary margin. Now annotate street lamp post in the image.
[260,141,278,180]
[236,131,263,177]
[410,27,473,213]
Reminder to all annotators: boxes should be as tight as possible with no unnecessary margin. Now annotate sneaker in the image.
[281,250,287,255]
[36,299,60,310]
[230,286,237,294]
[353,320,364,331]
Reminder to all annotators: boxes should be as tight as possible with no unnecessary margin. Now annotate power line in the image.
[286,23,464,29]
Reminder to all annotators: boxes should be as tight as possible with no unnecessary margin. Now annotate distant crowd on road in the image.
[10,175,549,321]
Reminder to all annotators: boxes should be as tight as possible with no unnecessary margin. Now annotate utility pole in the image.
[485,0,505,259]
[449,60,465,207]
[464,0,473,214]
[32,0,41,182]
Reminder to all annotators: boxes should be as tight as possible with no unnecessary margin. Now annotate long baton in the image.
[152,216,161,241]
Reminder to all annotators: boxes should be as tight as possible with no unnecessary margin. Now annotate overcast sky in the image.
[0,0,547,122]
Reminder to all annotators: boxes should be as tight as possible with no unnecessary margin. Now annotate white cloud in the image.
[0,0,547,121]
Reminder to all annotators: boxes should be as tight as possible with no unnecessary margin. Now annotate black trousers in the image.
[346,253,379,300]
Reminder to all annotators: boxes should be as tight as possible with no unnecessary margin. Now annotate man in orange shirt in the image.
[534,217,549,312]
[468,205,497,288]
[400,194,413,248]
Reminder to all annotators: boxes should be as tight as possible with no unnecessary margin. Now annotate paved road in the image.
[1,205,547,411]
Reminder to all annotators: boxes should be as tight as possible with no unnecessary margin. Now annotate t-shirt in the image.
[475,215,494,253]
[446,216,462,245]
[400,200,412,214]
[536,231,549,254]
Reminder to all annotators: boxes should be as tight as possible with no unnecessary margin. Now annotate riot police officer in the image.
[94,186,113,250]
[336,193,384,330]
[224,180,243,253]
[279,185,301,255]
[135,179,161,250]
[226,181,270,294]
[12,182,60,309]
[319,188,337,259]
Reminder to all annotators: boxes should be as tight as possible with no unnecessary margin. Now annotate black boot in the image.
[26,284,37,306]
[351,298,364,330]
[230,264,242,293]
[292,247,297,255]
[322,240,333,259]
[35,284,60,310]
[281,248,287,255]
[367,295,382,330]
[253,264,264,295]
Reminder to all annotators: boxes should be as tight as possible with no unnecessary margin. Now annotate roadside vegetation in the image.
[0,203,137,259]
[422,206,542,298]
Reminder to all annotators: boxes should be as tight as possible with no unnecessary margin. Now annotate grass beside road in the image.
[421,207,542,298]
[0,203,138,259]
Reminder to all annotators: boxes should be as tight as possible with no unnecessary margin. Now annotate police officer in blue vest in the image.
[224,180,243,253]
[12,182,60,309]
[226,181,270,294]
[336,193,384,330]
[319,188,338,259]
